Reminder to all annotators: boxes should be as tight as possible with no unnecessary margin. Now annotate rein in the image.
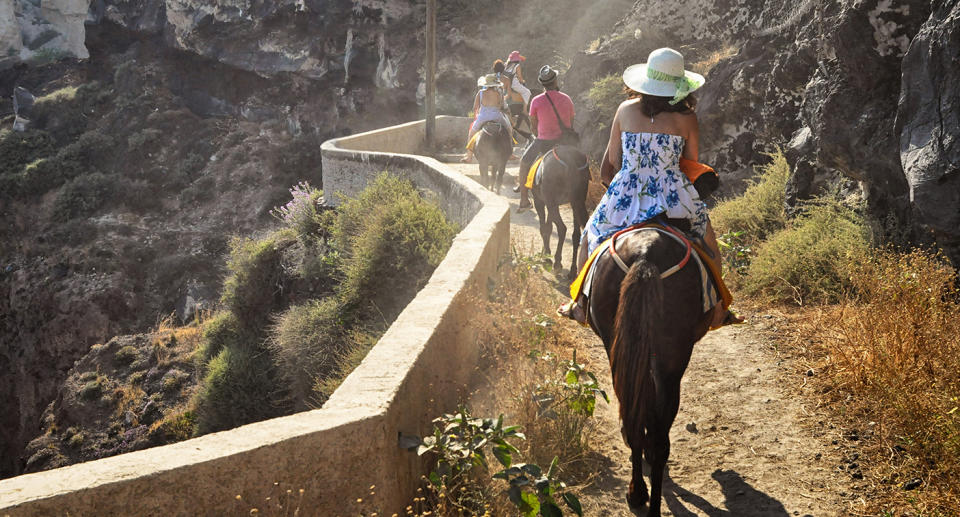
[608,223,692,279]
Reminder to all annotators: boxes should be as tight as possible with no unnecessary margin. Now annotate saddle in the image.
[523,146,588,189]
[569,220,732,328]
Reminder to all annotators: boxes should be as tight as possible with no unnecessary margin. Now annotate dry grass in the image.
[151,312,207,365]
[689,44,739,76]
[783,249,960,515]
[439,241,606,514]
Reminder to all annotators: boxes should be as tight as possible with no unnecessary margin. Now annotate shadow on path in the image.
[662,467,794,517]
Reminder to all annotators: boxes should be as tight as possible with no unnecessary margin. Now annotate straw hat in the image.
[622,48,704,104]
[507,50,526,62]
[478,73,501,89]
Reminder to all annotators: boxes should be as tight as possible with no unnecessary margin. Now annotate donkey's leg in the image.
[548,204,566,270]
[478,159,489,190]
[533,195,550,256]
[495,162,505,194]
[627,442,650,510]
[645,380,682,517]
[569,200,588,278]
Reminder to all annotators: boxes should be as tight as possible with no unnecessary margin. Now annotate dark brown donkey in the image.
[585,227,712,516]
[531,145,589,277]
[474,121,512,193]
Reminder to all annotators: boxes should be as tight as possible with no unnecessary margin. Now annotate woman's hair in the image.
[542,79,559,91]
[625,87,697,116]
[492,59,505,73]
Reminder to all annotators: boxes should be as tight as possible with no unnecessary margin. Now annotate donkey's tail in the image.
[609,258,663,450]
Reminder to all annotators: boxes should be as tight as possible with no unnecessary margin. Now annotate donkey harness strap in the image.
[551,148,567,170]
[608,223,693,279]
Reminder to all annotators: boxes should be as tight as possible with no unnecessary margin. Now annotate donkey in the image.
[530,145,589,278]
[584,226,713,516]
[474,121,512,193]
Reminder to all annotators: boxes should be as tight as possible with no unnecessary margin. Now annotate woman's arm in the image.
[681,113,699,161]
[472,91,481,115]
[516,65,524,83]
[606,108,623,171]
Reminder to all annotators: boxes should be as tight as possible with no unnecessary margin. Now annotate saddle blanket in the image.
[569,226,721,315]
[465,127,518,152]
[524,153,546,189]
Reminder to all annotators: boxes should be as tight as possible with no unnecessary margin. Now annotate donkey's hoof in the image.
[626,491,649,513]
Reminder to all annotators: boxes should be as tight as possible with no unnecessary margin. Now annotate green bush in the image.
[193,346,283,434]
[0,129,55,176]
[742,199,871,305]
[114,345,139,366]
[587,74,625,117]
[269,298,350,408]
[16,131,116,197]
[710,150,791,243]
[220,230,296,328]
[31,82,108,143]
[52,172,113,221]
[78,375,106,400]
[334,174,457,314]
[197,311,244,365]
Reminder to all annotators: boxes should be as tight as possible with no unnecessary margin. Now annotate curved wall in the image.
[0,116,511,516]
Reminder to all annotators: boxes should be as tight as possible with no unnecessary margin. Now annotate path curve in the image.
[446,159,852,516]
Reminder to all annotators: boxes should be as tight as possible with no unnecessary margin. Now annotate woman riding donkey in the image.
[515,64,577,212]
[462,72,513,163]
[559,48,743,328]
[501,51,533,137]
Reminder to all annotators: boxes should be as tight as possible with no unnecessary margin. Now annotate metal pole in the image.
[425,0,437,152]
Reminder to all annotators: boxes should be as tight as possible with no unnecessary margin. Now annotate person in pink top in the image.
[515,65,575,211]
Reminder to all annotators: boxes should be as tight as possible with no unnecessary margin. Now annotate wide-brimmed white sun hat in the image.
[478,73,500,89]
[623,48,704,105]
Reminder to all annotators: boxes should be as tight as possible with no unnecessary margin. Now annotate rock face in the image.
[1,0,92,67]
[569,0,959,265]
[896,0,960,263]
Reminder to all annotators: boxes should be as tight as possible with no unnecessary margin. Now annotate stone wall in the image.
[0,115,511,516]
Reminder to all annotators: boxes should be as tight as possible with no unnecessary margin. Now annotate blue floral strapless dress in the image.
[584,132,708,254]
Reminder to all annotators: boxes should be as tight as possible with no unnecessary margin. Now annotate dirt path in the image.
[447,159,853,516]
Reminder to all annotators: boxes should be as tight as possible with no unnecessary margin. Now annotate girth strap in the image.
[608,223,693,279]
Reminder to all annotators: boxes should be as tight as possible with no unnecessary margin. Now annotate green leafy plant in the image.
[717,230,752,276]
[418,407,524,485]
[494,456,583,517]
[418,406,583,516]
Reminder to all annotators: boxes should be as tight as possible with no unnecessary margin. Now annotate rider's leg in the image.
[517,139,546,210]
[462,124,478,162]
[703,220,744,327]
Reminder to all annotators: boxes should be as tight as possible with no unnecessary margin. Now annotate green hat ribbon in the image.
[646,67,701,105]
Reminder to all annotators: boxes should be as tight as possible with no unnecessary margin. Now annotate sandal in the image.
[557,301,588,326]
[710,309,745,330]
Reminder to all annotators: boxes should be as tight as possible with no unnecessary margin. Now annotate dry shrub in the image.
[446,244,605,514]
[710,150,790,244]
[742,199,871,305]
[800,248,960,514]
